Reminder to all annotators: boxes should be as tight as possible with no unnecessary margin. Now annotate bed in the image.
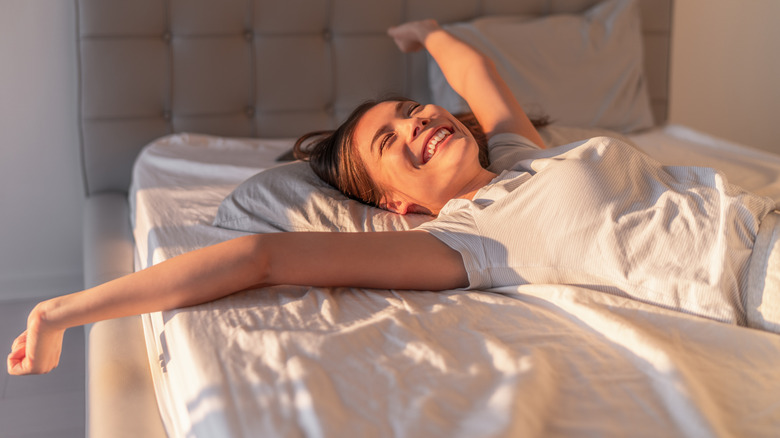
[77,0,780,437]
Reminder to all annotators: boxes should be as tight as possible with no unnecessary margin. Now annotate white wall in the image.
[0,0,84,300]
[669,0,780,154]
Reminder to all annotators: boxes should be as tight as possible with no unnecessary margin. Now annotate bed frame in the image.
[76,0,672,436]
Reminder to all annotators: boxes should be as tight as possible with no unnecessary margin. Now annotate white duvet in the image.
[131,126,780,438]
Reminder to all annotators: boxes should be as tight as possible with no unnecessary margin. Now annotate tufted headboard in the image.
[76,0,672,196]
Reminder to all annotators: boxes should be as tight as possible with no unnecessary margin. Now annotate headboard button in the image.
[162,32,171,43]
[245,106,256,117]
[162,111,172,120]
[244,31,254,42]
[322,29,332,42]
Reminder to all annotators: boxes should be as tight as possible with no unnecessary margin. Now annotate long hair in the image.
[293,99,390,208]
[293,98,548,208]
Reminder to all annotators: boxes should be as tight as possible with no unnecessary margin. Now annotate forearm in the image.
[38,234,267,331]
[417,24,495,104]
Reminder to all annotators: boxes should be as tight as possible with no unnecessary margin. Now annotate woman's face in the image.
[353,100,495,215]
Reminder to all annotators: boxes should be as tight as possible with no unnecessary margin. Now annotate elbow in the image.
[480,54,498,73]
[472,54,498,79]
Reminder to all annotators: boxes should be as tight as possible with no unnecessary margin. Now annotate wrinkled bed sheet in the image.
[131,126,780,438]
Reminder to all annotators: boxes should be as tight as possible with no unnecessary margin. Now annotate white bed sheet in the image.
[131,126,780,438]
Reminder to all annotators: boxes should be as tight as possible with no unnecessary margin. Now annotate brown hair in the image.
[293,99,391,208]
[293,97,548,208]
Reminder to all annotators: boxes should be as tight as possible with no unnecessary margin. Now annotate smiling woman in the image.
[352,99,495,215]
[294,20,547,215]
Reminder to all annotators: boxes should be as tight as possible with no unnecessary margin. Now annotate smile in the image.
[423,128,452,164]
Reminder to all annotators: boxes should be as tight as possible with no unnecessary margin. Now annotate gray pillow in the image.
[429,0,654,133]
[214,160,431,233]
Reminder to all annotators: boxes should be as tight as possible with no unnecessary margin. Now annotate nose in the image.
[409,116,429,141]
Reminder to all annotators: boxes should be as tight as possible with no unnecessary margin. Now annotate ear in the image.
[381,198,431,215]
[380,199,411,215]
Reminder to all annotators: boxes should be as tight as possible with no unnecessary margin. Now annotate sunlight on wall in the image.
[669,0,780,154]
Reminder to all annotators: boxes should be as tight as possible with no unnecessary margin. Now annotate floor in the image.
[0,297,85,438]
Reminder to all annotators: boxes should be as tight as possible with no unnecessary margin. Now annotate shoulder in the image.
[488,132,542,151]
[486,132,542,173]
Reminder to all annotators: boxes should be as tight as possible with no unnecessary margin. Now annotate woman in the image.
[7,21,777,375]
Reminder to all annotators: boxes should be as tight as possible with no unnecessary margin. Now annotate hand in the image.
[7,304,65,375]
[387,19,441,53]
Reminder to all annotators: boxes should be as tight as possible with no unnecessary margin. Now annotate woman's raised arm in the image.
[7,231,467,375]
[388,20,546,148]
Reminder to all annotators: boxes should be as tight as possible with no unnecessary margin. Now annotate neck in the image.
[427,169,497,216]
[456,168,498,201]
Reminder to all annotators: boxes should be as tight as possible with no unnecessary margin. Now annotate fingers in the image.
[387,29,424,53]
[7,324,65,375]
[11,330,27,351]
[7,332,29,375]
[387,20,441,53]
[7,354,28,375]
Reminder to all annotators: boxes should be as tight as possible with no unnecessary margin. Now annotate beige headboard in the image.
[76,0,671,196]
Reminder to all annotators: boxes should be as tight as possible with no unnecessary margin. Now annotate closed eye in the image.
[379,101,420,156]
[379,132,394,156]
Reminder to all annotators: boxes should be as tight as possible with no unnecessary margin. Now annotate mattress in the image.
[131,126,780,438]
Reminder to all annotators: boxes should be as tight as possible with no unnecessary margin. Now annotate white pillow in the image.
[213,125,633,233]
[429,0,654,133]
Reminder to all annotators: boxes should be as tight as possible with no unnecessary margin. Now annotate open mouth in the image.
[422,127,452,164]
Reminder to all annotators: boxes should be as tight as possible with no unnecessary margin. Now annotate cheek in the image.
[373,158,410,192]
[441,137,479,165]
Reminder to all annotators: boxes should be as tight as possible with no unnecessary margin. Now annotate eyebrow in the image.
[370,100,406,156]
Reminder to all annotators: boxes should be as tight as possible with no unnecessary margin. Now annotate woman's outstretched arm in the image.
[7,231,467,375]
[388,20,546,148]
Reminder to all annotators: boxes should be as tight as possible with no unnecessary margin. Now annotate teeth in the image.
[424,128,451,162]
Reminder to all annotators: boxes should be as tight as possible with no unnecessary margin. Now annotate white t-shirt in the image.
[417,133,776,324]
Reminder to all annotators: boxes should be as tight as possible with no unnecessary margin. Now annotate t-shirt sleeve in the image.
[415,200,493,290]
[487,132,542,173]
